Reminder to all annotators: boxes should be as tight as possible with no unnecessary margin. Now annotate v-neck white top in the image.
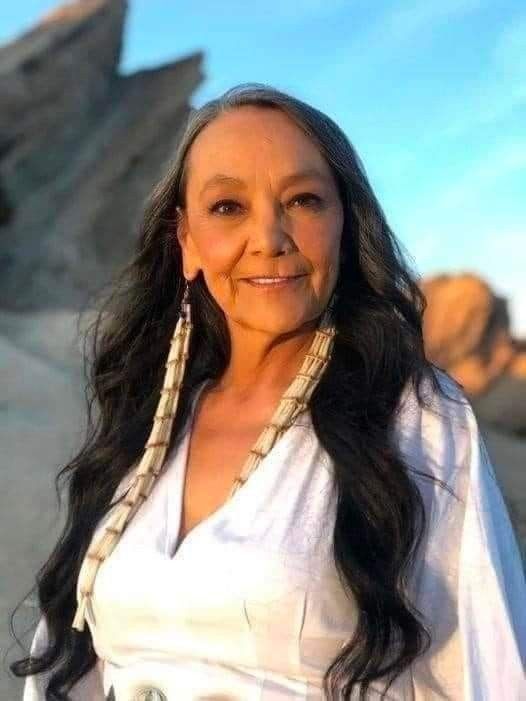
[23,370,526,700]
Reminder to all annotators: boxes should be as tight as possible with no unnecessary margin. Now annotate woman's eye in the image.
[209,193,322,216]
[209,199,240,215]
[290,193,322,208]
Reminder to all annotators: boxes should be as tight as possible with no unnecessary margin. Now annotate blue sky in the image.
[3,1,525,333]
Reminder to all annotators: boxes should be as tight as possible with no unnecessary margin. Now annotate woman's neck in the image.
[211,318,319,401]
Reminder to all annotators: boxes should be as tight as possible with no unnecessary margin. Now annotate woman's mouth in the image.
[241,275,306,289]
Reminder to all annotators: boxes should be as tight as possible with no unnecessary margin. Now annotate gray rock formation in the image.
[1,309,87,700]
[1,1,203,696]
[0,0,204,311]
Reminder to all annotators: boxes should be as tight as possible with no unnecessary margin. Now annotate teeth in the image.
[249,278,290,284]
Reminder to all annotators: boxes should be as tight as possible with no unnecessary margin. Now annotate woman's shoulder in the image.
[396,366,471,423]
[393,367,480,486]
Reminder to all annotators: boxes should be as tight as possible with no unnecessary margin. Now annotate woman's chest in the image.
[88,423,360,679]
[179,416,267,545]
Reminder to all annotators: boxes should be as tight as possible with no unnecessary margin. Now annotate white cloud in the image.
[438,15,526,138]
[441,83,526,138]
[199,0,350,24]
[313,0,484,81]
[434,142,526,209]
[403,222,526,336]
[493,14,526,76]
[478,230,526,336]
[366,0,483,48]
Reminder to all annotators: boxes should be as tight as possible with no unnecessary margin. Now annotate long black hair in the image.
[9,82,460,699]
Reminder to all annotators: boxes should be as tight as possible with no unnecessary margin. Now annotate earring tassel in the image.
[72,284,193,632]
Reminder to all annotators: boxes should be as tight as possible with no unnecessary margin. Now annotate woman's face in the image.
[176,105,344,336]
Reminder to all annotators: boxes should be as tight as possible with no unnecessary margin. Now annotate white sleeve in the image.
[23,615,106,701]
[458,408,526,699]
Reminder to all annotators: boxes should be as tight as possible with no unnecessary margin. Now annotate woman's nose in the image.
[246,203,295,257]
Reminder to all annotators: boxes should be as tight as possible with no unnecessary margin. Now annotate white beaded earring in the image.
[72,279,193,631]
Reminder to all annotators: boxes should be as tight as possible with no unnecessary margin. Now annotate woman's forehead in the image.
[185,108,332,190]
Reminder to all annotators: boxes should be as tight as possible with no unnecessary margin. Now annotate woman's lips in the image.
[242,275,306,289]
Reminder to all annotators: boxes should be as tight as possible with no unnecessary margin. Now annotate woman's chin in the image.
[232,308,321,336]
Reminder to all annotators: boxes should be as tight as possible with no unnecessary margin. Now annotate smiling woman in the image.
[173,105,343,342]
[11,83,525,700]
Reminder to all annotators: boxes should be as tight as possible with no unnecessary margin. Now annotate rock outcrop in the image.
[0,0,204,311]
[1,3,204,697]
[421,272,526,437]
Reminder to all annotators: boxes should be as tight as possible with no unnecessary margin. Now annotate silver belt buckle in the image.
[133,687,168,701]
[105,682,168,700]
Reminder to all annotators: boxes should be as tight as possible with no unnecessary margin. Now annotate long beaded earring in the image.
[72,279,193,631]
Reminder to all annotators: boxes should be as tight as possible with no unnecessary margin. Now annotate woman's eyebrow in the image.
[199,168,327,197]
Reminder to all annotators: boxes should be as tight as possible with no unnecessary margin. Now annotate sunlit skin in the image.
[176,105,344,406]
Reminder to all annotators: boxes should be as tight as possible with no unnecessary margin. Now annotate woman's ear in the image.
[175,206,187,247]
[175,206,201,281]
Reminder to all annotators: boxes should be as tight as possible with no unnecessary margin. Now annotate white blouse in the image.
[23,370,526,700]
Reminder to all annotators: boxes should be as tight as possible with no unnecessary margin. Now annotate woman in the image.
[12,83,525,700]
